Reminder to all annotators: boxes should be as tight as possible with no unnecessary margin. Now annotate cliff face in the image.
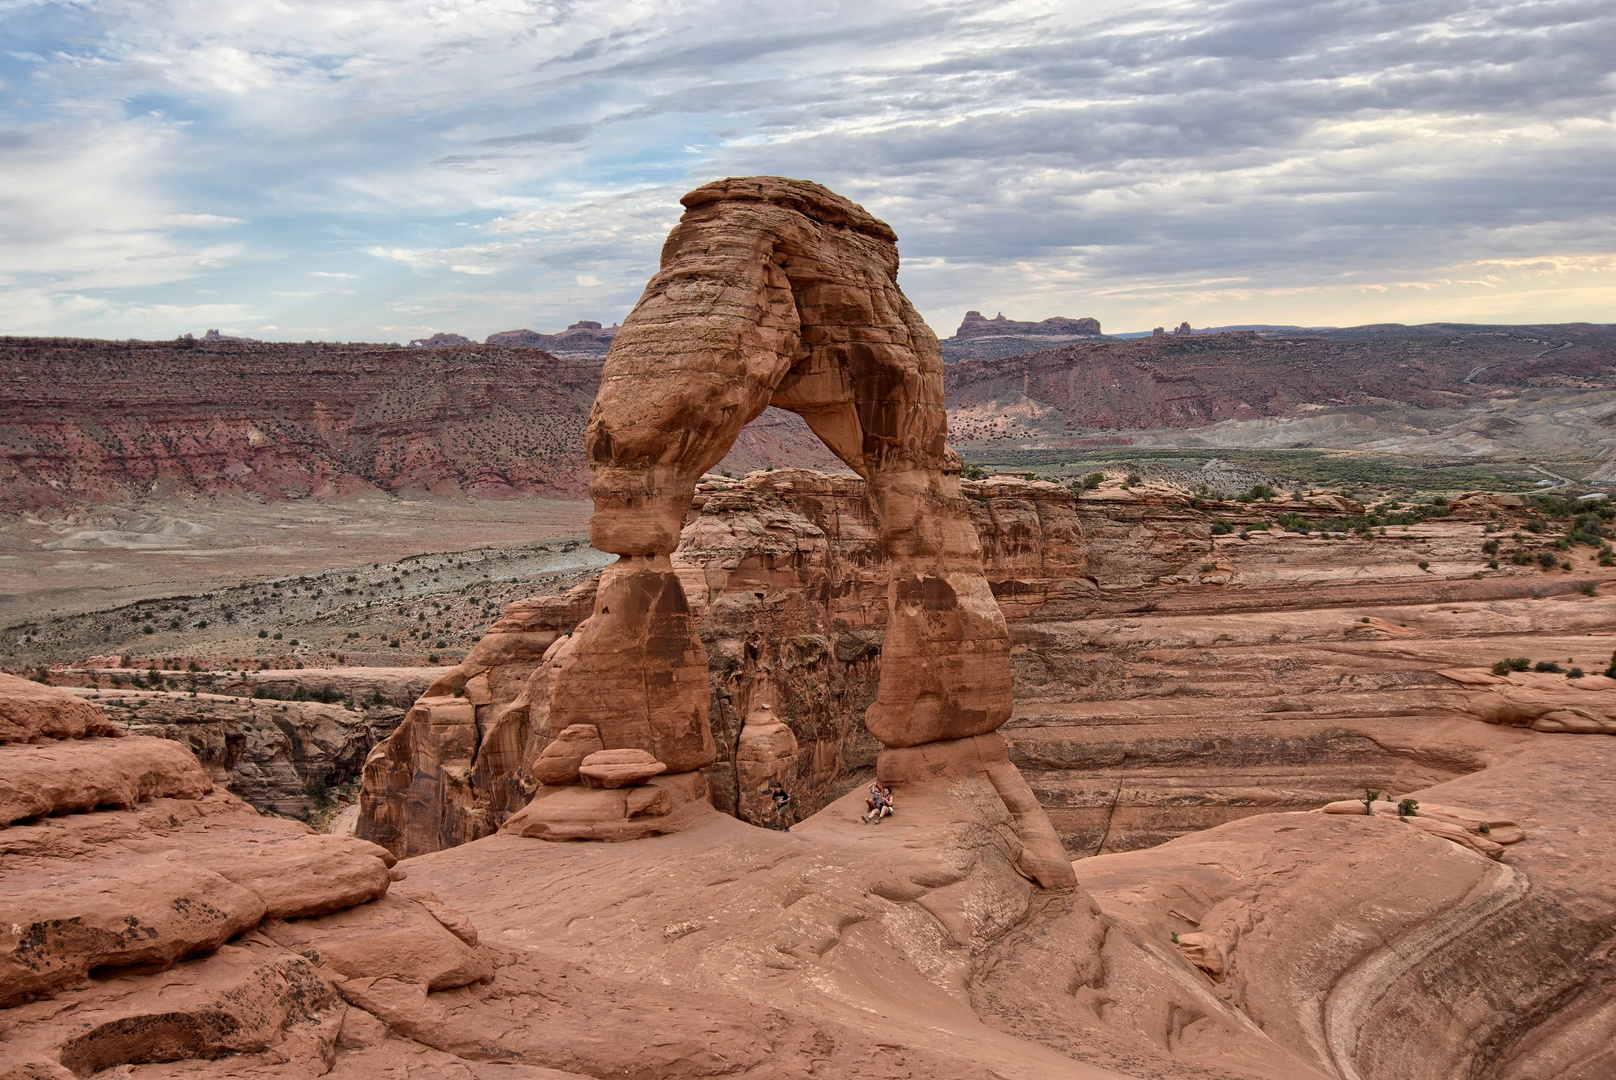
[358,469,1087,858]
[1,337,850,512]
[942,327,1616,441]
[0,338,603,510]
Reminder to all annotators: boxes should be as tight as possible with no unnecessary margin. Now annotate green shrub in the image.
[1491,660,1513,676]
[1581,582,1598,596]
[1418,561,1430,571]
[1568,667,1585,679]
[1081,472,1105,490]
[1534,661,1563,673]
[1397,798,1419,819]
[1210,519,1233,535]
[961,463,984,480]
[1537,552,1559,569]
[1481,539,1500,555]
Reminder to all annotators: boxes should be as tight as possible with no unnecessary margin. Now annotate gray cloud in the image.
[2,0,1613,339]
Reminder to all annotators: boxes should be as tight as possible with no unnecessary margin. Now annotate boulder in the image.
[186,833,395,920]
[577,748,667,789]
[533,723,605,786]
[2,937,341,1076]
[0,860,267,1007]
[0,673,122,743]
[0,736,211,825]
[501,771,712,841]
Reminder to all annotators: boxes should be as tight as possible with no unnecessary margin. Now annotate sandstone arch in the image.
[549,177,1012,772]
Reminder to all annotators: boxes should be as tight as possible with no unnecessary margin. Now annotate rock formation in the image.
[485,320,619,357]
[408,332,474,348]
[364,179,1073,884]
[359,469,1089,856]
[941,310,1104,361]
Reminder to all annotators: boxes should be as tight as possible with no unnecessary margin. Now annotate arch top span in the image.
[586,175,950,560]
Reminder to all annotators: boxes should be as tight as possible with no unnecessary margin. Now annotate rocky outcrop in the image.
[485,320,619,357]
[941,310,1104,361]
[408,332,473,348]
[360,468,1087,858]
[0,681,410,1012]
[0,671,122,741]
[1442,667,1616,733]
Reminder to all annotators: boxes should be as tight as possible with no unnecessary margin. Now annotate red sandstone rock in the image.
[546,557,716,773]
[515,177,1056,862]
[576,748,667,788]
[734,702,798,825]
[532,723,605,785]
[0,860,267,1007]
[0,736,211,824]
[261,893,491,991]
[0,672,122,743]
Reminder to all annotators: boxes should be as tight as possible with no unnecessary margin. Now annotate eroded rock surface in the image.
[361,469,1085,856]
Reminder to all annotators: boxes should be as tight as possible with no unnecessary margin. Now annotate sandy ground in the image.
[0,493,593,625]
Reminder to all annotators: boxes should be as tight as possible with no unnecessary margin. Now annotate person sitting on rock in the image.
[862,782,894,823]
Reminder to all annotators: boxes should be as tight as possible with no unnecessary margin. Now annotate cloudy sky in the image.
[2,0,1613,342]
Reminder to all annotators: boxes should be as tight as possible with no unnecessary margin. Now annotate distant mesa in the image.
[484,320,619,358]
[199,329,259,343]
[409,332,474,348]
[1151,322,1194,337]
[941,310,1104,362]
[955,310,1102,339]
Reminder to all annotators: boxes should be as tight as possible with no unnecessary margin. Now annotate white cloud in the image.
[2,0,1613,340]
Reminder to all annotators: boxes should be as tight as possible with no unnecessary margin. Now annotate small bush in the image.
[1537,552,1559,570]
[1581,582,1598,596]
[1081,472,1105,490]
[1534,661,1563,673]
[961,463,984,480]
[1491,660,1512,676]
[1397,798,1419,819]
[1481,539,1500,555]
[1417,561,1430,571]
[1568,667,1585,678]
[1210,519,1233,535]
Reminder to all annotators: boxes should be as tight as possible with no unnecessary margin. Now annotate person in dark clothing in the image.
[764,778,791,830]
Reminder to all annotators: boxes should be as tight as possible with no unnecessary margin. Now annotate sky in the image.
[2,0,1613,343]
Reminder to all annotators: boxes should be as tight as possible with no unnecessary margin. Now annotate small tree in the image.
[1397,798,1419,819]
[1362,789,1380,815]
